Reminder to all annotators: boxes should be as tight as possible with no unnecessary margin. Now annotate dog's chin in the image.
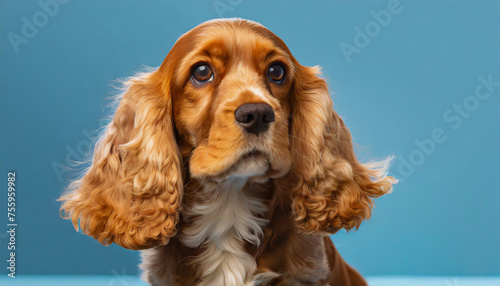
[190,150,271,182]
[227,150,270,179]
[189,144,292,182]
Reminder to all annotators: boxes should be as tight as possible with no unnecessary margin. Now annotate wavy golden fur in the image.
[59,19,395,286]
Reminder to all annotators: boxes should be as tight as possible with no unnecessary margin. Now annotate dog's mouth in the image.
[216,149,270,180]
[189,142,284,181]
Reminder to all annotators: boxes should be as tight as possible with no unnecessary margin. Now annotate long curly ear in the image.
[290,65,395,234]
[59,71,183,250]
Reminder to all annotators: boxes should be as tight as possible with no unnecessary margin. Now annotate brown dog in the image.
[60,19,394,285]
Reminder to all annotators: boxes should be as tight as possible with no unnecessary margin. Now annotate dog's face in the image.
[165,21,295,181]
[59,19,394,250]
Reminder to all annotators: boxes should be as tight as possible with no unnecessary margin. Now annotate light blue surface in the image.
[1,0,499,277]
[1,276,499,286]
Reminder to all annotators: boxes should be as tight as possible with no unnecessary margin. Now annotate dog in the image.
[59,18,395,286]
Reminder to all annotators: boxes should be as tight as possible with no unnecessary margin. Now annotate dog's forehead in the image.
[164,19,294,86]
[178,20,291,59]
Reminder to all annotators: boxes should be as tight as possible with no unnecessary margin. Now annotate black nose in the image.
[235,103,275,135]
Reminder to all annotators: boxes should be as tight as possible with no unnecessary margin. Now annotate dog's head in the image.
[59,19,394,250]
[167,19,295,181]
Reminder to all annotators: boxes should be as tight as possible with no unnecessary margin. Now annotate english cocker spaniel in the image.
[59,19,395,286]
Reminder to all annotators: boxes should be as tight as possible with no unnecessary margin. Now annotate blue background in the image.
[1,0,499,278]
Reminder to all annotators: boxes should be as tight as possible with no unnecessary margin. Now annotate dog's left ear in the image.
[59,71,183,250]
[289,65,395,234]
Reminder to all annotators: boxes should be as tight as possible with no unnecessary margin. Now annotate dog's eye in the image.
[268,64,285,83]
[192,64,213,86]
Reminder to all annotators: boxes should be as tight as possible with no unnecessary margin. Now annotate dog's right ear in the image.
[59,71,183,250]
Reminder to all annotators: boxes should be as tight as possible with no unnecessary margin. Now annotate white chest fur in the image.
[181,178,269,286]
